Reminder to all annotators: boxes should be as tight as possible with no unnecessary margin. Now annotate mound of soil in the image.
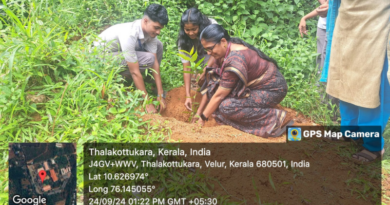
[143,86,317,143]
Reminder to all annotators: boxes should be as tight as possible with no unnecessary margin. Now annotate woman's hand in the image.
[197,118,205,127]
[191,114,199,123]
[191,114,204,127]
[185,97,192,111]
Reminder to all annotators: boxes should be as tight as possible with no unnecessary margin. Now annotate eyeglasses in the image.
[204,42,219,52]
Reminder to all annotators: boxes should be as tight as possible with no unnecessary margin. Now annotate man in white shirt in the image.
[94,4,168,113]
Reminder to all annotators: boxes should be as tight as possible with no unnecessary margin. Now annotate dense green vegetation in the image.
[1,0,389,203]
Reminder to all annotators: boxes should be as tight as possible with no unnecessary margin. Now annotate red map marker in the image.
[39,170,46,183]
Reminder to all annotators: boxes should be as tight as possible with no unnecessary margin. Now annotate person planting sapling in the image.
[93,4,168,113]
[193,24,294,138]
[176,7,219,111]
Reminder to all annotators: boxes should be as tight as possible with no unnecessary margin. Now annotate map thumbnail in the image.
[9,143,77,205]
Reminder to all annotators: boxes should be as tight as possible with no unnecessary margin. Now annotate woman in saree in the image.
[177,8,218,111]
[193,24,292,137]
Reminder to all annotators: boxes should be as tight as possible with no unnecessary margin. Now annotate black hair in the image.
[200,24,282,69]
[176,7,212,57]
[144,4,169,26]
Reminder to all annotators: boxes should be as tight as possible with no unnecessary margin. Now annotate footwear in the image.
[325,135,363,146]
[282,120,294,128]
[352,149,384,164]
[328,135,352,142]
[267,120,294,138]
[267,126,287,138]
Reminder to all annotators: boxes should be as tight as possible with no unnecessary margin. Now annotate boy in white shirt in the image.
[94,4,168,113]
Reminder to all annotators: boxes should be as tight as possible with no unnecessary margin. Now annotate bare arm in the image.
[205,56,216,68]
[127,61,148,97]
[198,87,231,118]
[184,56,216,111]
[316,1,329,18]
[151,53,163,97]
[196,94,209,116]
[183,62,191,98]
[303,9,319,21]
[193,87,230,126]
[127,53,165,113]
[191,93,209,124]
[299,9,319,37]
[151,53,166,113]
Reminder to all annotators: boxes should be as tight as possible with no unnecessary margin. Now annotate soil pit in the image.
[142,86,317,143]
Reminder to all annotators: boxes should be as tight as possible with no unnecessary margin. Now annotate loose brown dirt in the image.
[142,86,316,143]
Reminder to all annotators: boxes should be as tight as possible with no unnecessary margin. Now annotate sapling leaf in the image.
[177,53,192,61]
[191,52,198,62]
[194,57,205,68]
[179,49,191,55]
